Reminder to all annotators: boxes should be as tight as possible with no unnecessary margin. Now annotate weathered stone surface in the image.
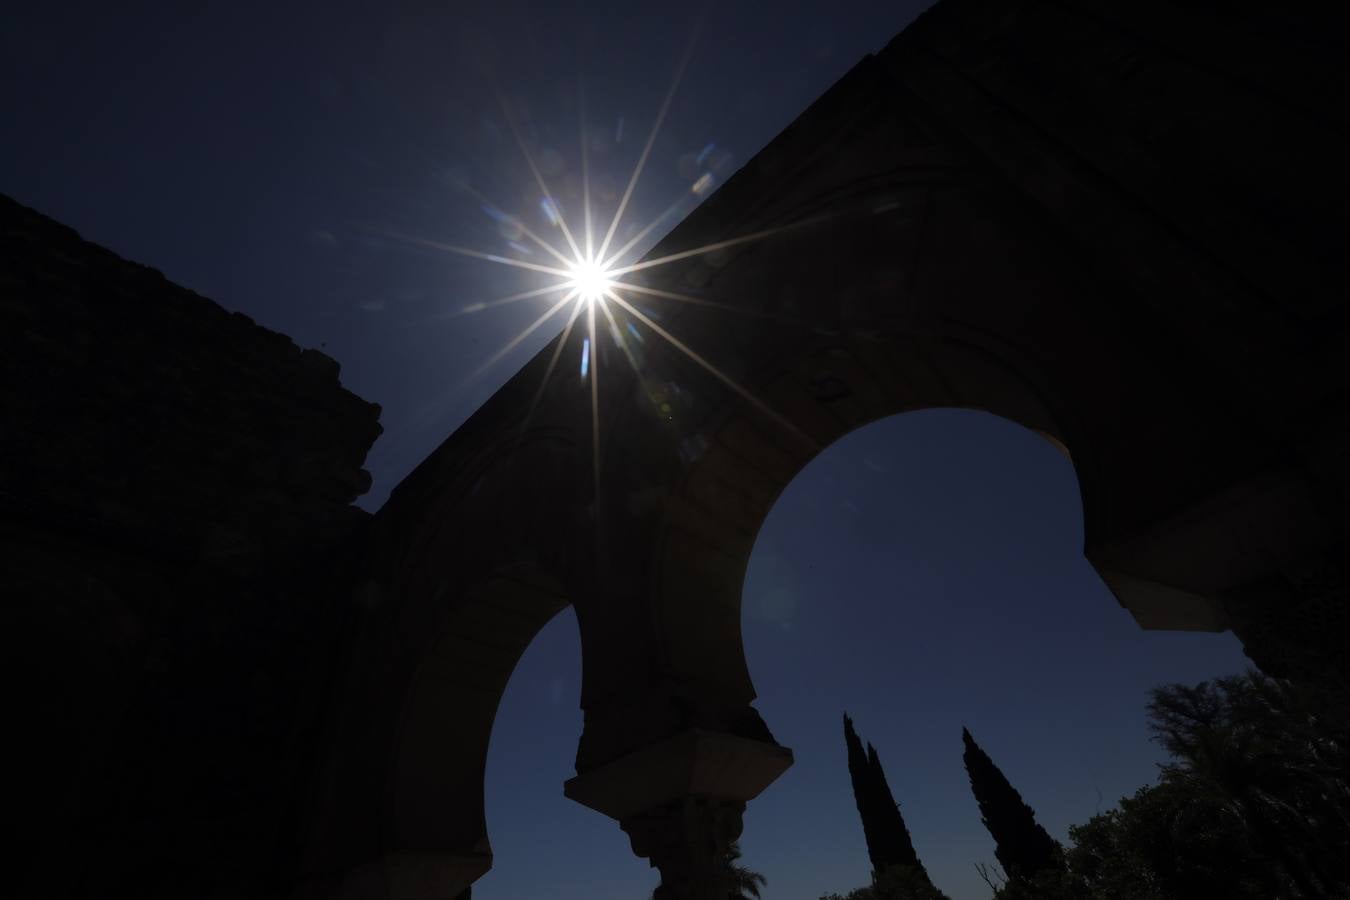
[1,193,382,569]
[3,192,382,899]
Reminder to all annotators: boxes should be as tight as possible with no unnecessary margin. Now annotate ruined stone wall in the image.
[2,193,382,899]
[874,0,1350,693]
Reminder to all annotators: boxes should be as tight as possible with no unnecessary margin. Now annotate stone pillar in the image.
[622,796,744,900]
[564,728,792,899]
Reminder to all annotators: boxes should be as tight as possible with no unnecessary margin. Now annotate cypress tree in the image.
[866,742,928,880]
[844,713,887,874]
[842,714,931,882]
[961,727,1062,882]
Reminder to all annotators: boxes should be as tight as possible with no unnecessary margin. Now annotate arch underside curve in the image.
[296,412,590,898]
[570,10,1345,773]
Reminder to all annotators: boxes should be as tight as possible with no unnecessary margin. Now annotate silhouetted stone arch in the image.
[295,376,594,898]
[303,3,1350,898]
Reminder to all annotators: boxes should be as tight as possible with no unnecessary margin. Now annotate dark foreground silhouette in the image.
[825,672,1350,899]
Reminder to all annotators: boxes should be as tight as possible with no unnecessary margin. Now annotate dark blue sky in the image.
[4,3,1250,898]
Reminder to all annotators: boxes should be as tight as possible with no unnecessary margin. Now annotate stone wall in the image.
[2,193,382,899]
[873,0,1350,695]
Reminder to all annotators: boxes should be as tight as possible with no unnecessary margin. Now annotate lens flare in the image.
[394,17,837,496]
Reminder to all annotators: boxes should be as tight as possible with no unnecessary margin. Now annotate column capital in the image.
[563,728,793,821]
[621,796,744,900]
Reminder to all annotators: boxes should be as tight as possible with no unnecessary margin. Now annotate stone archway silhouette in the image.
[295,3,1349,898]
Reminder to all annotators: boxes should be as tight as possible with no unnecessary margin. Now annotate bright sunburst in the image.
[567,256,613,305]
[389,28,828,492]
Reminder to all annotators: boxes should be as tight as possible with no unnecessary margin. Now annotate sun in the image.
[567,256,613,304]
[389,38,827,491]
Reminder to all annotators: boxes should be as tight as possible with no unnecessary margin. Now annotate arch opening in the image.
[477,605,659,899]
[736,409,1251,900]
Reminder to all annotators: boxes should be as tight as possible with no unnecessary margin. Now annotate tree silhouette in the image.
[867,744,928,881]
[725,842,767,900]
[845,713,888,873]
[646,841,765,900]
[819,864,949,900]
[958,672,1350,900]
[1143,672,1350,896]
[961,727,1062,884]
[843,714,931,883]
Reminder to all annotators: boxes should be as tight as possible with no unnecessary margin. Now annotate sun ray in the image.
[498,92,585,261]
[600,191,695,270]
[428,282,572,321]
[580,81,593,262]
[419,12,832,487]
[473,289,579,379]
[515,295,587,452]
[607,214,831,278]
[608,279,814,327]
[597,294,642,375]
[388,231,574,278]
[457,182,575,269]
[587,297,601,491]
[604,289,819,451]
[595,24,700,265]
